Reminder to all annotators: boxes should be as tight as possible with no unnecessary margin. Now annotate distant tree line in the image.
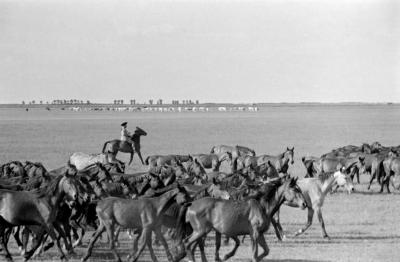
[51,99,90,105]
[114,99,199,105]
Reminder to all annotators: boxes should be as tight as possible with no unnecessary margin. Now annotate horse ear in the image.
[212,177,218,185]
[291,147,294,151]
[267,160,273,167]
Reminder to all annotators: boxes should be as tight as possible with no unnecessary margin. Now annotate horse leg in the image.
[127,229,141,260]
[198,237,208,262]
[184,229,210,262]
[368,171,376,190]
[214,232,221,262]
[114,225,121,247]
[256,234,270,261]
[223,235,229,245]
[146,231,159,262]
[128,227,151,262]
[137,150,145,165]
[154,227,173,262]
[0,224,12,262]
[54,221,73,254]
[104,220,121,262]
[12,227,24,252]
[21,227,30,256]
[250,232,259,262]
[81,221,106,262]
[45,224,67,261]
[316,208,329,239]
[271,212,284,241]
[295,207,314,236]
[222,236,240,261]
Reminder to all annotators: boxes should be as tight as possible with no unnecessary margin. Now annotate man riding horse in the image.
[120,122,135,152]
[102,123,147,165]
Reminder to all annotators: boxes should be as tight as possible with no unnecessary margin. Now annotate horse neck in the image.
[43,183,66,208]
[155,190,178,217]
[320,175,337,195]
[262,185,286,218]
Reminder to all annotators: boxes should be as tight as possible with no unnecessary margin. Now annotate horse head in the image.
[60,175,80,203]
[208,179,231,200]
[134,126,147,136]
[286,147,295,165]
[334,169,354,194]
[282,177,307,209]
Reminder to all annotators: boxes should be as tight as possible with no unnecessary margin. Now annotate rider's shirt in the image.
[121,127,131,141]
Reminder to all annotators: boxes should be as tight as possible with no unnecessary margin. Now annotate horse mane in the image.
[79,163,100,173]
[149,182,179,195]
[35,175,64,198]
[243,178,283,201]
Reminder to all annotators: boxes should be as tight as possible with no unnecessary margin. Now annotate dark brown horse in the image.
[182,177,306,262]
[0,175,80,261]
[191,152,232,172]
[102,127,147,165]
[82,184,190,262]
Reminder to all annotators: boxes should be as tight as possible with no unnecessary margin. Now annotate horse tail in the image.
[102,141,109,153]
[376,159,384,184]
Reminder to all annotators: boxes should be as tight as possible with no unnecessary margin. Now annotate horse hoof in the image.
[323,235,331,240]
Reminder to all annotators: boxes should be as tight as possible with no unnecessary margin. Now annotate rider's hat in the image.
[121,122,128,127]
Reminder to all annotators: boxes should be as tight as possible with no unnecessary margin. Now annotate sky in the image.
[0,0,399,104]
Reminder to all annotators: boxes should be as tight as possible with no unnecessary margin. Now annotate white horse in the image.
[294,168,355,239]
[69,152,122,171]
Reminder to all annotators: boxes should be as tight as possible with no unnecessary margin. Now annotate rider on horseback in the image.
[121,122,135,151]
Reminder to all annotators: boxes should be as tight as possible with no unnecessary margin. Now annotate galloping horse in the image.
[243,147,294,174]
[182,177,306,262]
[191,152,232,172]
[293,169,354,239]
[102,127,147,165]
[0,175,80,261]
[82,185,190,262]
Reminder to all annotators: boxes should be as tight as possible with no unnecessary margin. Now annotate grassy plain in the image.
[1,104,400,262]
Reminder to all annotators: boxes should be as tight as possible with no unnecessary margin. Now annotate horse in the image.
[77,163,113,184]
[69,152,115,171]
[181,177,306,262]
[381,152,400,193]
[0,174,80,261]
[81,184,190,262]
[145,155,191,169]
[102,126,147,165]
[185,159,208,185]
[292,169,354,239]
[210,145,256,160]
[191,152,232,172]
[243,147,294,174]
[24,161,48,179]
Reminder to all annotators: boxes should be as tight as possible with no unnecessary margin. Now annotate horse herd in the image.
[0,132,399,262]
